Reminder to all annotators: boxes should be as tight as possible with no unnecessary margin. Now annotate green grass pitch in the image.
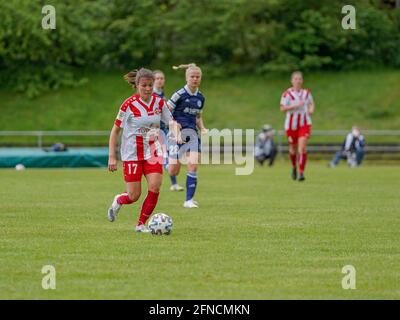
[1,162,399,299]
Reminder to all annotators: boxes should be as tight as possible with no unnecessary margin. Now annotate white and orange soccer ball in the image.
[148,213,173,235]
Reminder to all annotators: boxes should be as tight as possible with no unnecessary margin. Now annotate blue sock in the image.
[170,175,177,185]
[186,171,197,201]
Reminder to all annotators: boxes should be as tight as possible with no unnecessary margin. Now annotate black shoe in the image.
[298,173,305,181]
[291,167,297,180]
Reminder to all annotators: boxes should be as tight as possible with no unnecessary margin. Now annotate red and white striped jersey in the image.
[114,93,173,161]
[280,88,314,131]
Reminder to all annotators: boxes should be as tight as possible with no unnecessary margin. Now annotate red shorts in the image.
[122,159,163,182]
[286,125,312,145]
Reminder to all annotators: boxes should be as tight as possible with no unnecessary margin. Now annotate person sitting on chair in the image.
[330,126,365,168]
[255,124,278,167]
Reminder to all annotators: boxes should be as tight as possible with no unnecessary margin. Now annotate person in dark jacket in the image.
[330,126,365,167]
[255,124,278,167]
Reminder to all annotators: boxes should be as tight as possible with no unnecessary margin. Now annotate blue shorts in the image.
[168,129,201,159]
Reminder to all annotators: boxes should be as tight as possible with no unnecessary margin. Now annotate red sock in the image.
[299,152,307,174]
[117,193,135,205]
[289,152,297,168]
[138,191,159,226]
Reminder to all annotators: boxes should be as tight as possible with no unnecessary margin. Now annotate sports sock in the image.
[289,152,297,168]
[138,191,159,225]
[299,152,307,174]
[117,193,135,205]
[170,175,177,185]
[186,171,197,201]
[163,156,177,185]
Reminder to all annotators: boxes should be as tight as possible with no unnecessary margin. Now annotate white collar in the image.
[153,88,163,95]
[184,84,199,96]
[139,96,152,106]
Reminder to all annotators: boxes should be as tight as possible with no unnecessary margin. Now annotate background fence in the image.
[0,130,399,161]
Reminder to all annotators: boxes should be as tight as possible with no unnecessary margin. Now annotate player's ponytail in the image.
[172,63,202,77]
[172,63,197,70]
[124,68,154,88]
[124,70,138,86]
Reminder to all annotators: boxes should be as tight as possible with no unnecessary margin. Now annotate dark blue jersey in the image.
[153,89,168,133]
[168,85,205,131]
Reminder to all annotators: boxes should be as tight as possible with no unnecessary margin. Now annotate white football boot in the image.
[183,199,199,208]
[107,194,122,222]
[135,224,151,233]
[170,184,184,192]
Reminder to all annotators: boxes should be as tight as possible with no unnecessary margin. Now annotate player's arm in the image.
[196,113,208,134]
[280,101,304,112]
[168,120,183,144]
[307,92,315,114]
[161,99,183,144]
[108,125,121,172]
[167,92,180,112]
[308,101,315,114]
[109,102,127,172]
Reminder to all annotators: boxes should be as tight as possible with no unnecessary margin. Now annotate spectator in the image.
[44,142,68,152]
[330,126,365,168]
[255,124,278,166]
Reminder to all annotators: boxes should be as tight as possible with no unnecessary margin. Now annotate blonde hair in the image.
[172,63,202,77]
[124,68,154,88]
[153,69,165,77]
[291,71,303,80]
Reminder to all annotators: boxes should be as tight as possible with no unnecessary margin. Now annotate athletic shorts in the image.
[122,159,163,182]
[285,125,312,145]
[168,129,201,159]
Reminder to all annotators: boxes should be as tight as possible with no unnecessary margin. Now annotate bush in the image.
[0,0,399,97]
[0,0,109,97]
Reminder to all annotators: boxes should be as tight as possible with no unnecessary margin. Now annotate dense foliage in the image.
[1,0,399,97]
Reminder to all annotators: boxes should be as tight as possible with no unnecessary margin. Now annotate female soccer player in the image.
[167,63,208,208]
[280,71,315,181]
[153,69,184,192]
[107,68,179,232]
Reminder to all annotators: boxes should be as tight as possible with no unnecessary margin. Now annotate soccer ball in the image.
[148,213,173,235]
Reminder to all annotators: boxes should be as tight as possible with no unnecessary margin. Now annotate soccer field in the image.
[1,162,399,300]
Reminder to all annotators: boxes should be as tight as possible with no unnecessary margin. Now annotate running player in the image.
[153,69,184,192]
[107,68,179,232]
[280,71,315,181]
[167,63,208,208]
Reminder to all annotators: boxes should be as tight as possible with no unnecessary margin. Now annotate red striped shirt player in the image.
[107,68,181,232]
[280,71,315,181]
